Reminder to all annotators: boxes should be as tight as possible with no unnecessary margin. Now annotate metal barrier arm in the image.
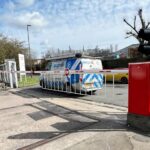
[68,69,128,74]
[0,69,129,98]
[0,69,129,75]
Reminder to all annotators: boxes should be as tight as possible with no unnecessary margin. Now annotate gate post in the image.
[128,62,150,132]
[5,60,18,88]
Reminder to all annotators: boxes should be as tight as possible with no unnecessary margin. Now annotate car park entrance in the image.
[0,62,150,149]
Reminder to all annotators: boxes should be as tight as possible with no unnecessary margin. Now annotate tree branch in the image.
[146,22,150,28]
[125,35,133,39]
[123,19,138,34]
[134,16,136,29]
[125,31,144,44]
[126,31,138,39]
[138,9,145,29]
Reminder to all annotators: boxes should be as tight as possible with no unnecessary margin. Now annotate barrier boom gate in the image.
[1,69,128,97]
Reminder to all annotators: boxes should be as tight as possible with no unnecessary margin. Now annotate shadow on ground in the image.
[7,99,149,150]
[7,100,129,140]
[8,117,127,139]
[12,86,86,99]
[11,85,128,107]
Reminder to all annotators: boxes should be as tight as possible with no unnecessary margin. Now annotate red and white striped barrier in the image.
[0,69,128,75]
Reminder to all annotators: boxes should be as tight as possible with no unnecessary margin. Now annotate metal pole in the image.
[27,24,32,71]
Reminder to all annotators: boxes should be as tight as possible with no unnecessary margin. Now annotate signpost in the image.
[18,54,26,81]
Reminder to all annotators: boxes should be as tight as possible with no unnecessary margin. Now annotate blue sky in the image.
[0,0,150,57]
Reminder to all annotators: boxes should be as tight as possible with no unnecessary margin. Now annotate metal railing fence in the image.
[0,69,128,98]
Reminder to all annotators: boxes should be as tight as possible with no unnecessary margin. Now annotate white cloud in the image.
[1,12,48,28]
[1,0,150,57]
[14,0,35,8]
[4,0,35,11]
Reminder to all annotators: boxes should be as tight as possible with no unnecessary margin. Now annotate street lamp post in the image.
[27,24,32,71]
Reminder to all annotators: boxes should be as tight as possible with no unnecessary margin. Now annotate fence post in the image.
[127,62,150,132]
[6,60,18,88]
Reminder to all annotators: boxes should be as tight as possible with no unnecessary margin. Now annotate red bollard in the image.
[128,62,150,132]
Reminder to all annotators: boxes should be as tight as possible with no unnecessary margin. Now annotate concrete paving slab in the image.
[65,132,133,150]
[0,88,149,150]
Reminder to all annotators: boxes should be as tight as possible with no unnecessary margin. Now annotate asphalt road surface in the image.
[17,83,128,107]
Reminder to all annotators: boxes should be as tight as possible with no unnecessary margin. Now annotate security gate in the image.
[39,69,128,96]
[0,60,18,88]
[0,68,128,99]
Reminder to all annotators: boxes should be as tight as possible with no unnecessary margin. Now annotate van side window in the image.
[51,60,65,70]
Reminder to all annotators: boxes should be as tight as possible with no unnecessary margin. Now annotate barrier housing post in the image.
[128,62,150,132]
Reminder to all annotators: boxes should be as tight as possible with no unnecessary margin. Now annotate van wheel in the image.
[87,90,96,95]
[121,77,128,84]
[103,77,106,83]
[41,80,45,88]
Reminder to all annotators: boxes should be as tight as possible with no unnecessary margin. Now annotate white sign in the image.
[18,54,26,75]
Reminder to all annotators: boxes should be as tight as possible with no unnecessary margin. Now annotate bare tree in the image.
[123,9,150,44]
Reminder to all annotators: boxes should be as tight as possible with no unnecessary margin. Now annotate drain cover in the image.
[116,93,123,95]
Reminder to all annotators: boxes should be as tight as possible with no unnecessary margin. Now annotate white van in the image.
[40,53,103,93]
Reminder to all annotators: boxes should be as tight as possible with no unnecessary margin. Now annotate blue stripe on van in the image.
[82,74,91,83]
[94,82,98,88]
[99,74,103,80]
[82,73,103,89]
[94,74,103,83]
[83,74,103,83]
[66,58,81,84]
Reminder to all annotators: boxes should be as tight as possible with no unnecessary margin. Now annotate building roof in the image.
[112,44,139,57]
[46,53,102,61]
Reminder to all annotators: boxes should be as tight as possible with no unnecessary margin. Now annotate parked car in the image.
[106,72,128,84]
